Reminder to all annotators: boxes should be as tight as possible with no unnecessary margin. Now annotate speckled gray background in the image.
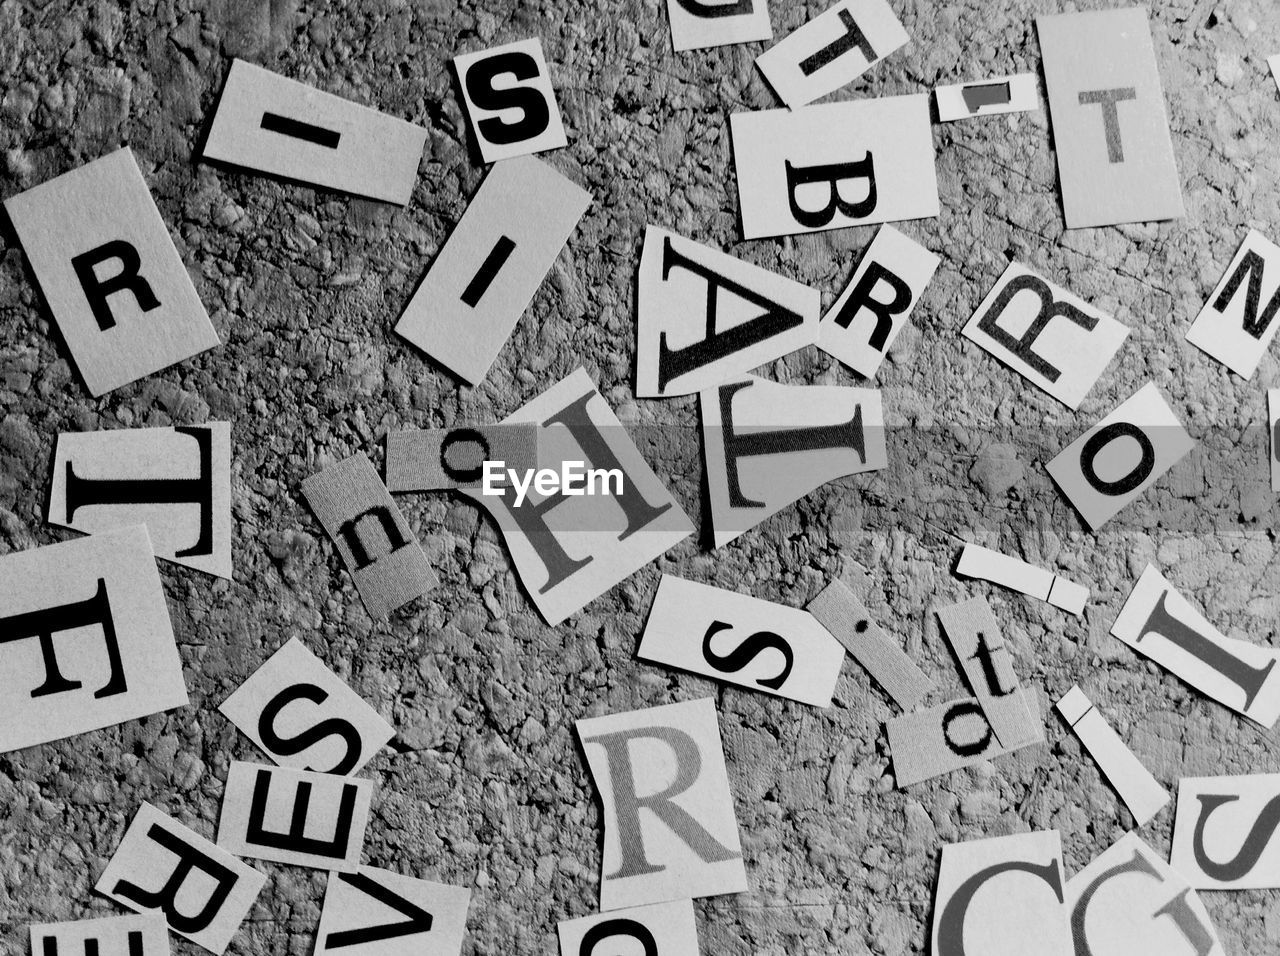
[3,0,1280,953]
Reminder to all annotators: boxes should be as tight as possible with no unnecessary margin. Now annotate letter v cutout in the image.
[324,871,433,949]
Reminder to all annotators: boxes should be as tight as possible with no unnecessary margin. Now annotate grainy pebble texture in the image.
[3,0,1280,953]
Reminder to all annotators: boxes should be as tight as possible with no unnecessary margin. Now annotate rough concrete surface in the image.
[3,0,1280,953]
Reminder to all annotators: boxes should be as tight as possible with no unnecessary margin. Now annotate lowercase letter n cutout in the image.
[1066,831,1224,956]
[48,422,233,579]
[302,452,438,619]
[961,262,1129,411]
[0,525,187,754]
[557,899,700,956]
[576,697,747,910]
[314,865,471,956]
[729,93,937,240]
[217,761,374,871]
[1170,773,1280,890]
[932,832,1073,956]
[459,368,693,627]
[453,38,568,163]
[202,60,428,206]
[218,637,396,776]
[1185,229,1280,379]
[95,802,266,955]
[665,0,770,53]
[637,574,845,707]
[395,155,590,385]
[700,375,886,548]
[30,914,171,956]
[3,147,219,397]
[636,225,821,398]
[754,0,908,108]
[1111,564,1280,728]
[1036,7,1184,229]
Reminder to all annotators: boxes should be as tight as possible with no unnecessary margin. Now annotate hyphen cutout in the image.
[461,235,517,307]
[260,111,341,148]
[395,156,590,385]
[203,60,427,205]
[935,73,1039,122]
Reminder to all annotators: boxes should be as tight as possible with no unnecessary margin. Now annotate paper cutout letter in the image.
[636,225,820,397]
[95,802,265,955]
[558,899,699,956]
[1055,686,1170,826]
[887,690,1043,787]
[302,453,438,619]
[730,93,938,239]
[4,147,219,396]
[935,73,1039,122]
[666,0,770,52]
[577,697,747,910]
[314,865,471,956]
[754,0,908,108]
[460,368,693,626]
[805,579,933,710]
[1066,831,1223,956]
[1111,564,1280,728]
[1171,773,1280,889]
[1037,8,1184,228]
[201,60,428,205]
[217,760,373,871]
[956,542,1089,615]
[962,263,1129,410]
[0,525,187,754]
[1046,383,1194,530]
[219,637,395,775]
[1185,229,1280,379]
[638,574,845,707]
[48,422,232,579]
[701,375,886,547]
[395,155,590,384]
[816,224,939,379]
[935,597,1034,746]
[30,914,171,956]
[1271,389,1280,493]
[933,831,1073,956]
[454,39,568,163]
[385,425,539,492]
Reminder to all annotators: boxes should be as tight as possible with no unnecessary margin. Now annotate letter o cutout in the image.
[1080,421,1155,496]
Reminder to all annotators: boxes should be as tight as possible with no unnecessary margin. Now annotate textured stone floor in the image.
[3,0,1280,953]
